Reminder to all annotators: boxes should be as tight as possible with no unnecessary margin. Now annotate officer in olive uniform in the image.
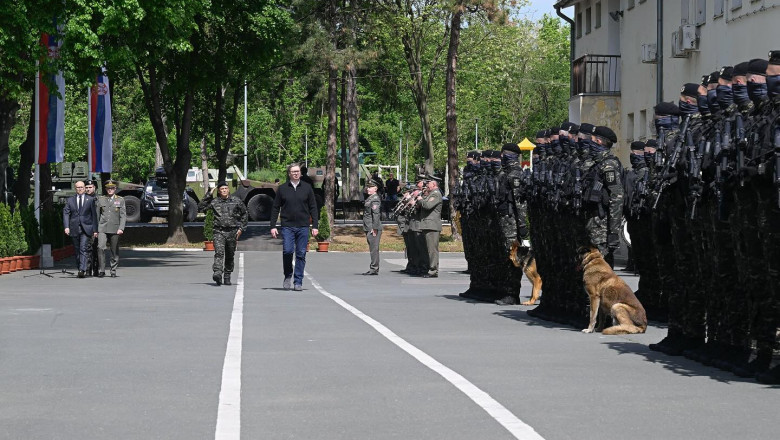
[96,180,127,277]
[199,181,248,286]
[417,176,443,278]
[363,179,382,275]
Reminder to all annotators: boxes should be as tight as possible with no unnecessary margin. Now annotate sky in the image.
[518,0,565,21]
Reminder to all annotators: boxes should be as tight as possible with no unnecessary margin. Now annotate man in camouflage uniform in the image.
[199,181,248,286]
[362,179,382,275]
[96,180,126,278]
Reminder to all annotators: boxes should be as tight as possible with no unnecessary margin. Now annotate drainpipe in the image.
[657,0,663,104]
[555,3,576,96]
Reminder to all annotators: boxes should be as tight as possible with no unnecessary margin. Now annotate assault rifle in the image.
[633,171,650,217]
[653,114,691,209]
[775,128,780,209]
[573,167,582,215]
[710,126,726,220]
[689,139,707,219]
[736,113,746,186]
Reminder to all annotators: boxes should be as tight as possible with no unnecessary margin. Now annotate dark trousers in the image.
[282,226,309,285]
[71,232,89,272]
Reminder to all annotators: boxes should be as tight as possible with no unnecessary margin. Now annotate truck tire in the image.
[124,195,141,223]
[185,198,198,222]
[247,194,273,221]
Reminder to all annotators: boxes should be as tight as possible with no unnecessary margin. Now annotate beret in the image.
[630,141,646,151]
[708,71,720,84]
[466,150,481,159]
[501,143,521,154]
[719,66,734,81]
[701,75,710,87]
[560,121,579,134]
[548,125,559,133]
[680,83,701,98]
[535,130,547,139]
[482,150,501,159]
[593,126,617,143]
[84,179,96,186]
[747,58,769,75]
[645,139,658,148]
[770,50,780,65]
[579,123,596,135]
[733,61,750,77]
[217,181,229,188]
[654,101,682,116]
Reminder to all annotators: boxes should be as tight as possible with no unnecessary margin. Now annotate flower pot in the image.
[9,256,19,272]
[0,258,9,274]
[203,241,215,251]
[30,255,41,269]
[21,255,32,270]
[316,241,330,252]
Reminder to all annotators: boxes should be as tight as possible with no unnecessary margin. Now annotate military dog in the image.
[510,241,543,305]
[578,246,647,335]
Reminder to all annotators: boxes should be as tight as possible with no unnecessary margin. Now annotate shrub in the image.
[204,209,214,241]
[0,202,11,257]
[20,205,42,255]
[316,205,330,241]
[9,203,27,256]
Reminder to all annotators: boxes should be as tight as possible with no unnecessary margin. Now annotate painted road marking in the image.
[305,271,545,440]
[215,253,244,440]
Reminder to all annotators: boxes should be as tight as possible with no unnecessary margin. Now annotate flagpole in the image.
[87,86,92,176]
[34,62,41,223]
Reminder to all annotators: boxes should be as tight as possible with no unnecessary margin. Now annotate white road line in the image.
[215,253,244,440]
[305,272,545,440]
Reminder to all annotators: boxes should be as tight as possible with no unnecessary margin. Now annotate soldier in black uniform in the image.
[199,181,248,286]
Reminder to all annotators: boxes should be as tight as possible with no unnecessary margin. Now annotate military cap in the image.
[535,130,547,139]
[700,75,710,87]
[680,83,700,98]
[424,174,442,183]
[466,150,481,159]
[645,139,658,148]
[501,143,521,154]
[747,58,769,75]
[654,101,681,116]
[593,126,617,144]
[365,179,378,188]
[216,181,229,188]
[630,141,645,151]
[548,125,559,133]
[104,179,117,188]
[770,50,780,65]
[578,123,596,135]
[719,66,734,81]
[733,61,750,77]
[560,121,579,134]
[708,71,720,84]
[85,179,96,187]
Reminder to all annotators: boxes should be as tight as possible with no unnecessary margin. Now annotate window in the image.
[627,113,635,142]
[586,7,592,34]
[732,0,743,10]
[577,12,583,38]
[595,2,602,28]
[639,110,647,140]
[714,0,724,17]
[695,0,706,25]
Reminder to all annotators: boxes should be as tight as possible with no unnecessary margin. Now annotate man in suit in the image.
[63,180,98,278]
[96,180,127,278]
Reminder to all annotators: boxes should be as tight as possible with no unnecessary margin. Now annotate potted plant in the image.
[316,205,330,252]
[203,209,215,251]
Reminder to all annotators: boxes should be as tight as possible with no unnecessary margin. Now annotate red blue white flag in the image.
[37,32,65,165]
[89,68,113,173]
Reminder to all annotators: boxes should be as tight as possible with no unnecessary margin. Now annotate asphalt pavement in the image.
[1,250,777,440]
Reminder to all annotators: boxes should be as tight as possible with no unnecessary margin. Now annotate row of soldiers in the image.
[453,51,779,383]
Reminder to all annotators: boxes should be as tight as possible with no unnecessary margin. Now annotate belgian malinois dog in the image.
[510,241,543,306]
[578,246,647,335]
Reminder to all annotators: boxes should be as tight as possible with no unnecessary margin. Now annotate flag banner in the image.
[89,69,113,172]
[37,32,65,165]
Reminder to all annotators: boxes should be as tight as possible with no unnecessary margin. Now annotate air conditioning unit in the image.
[641,43,657,63]
[670,30,689,58]
[680,24,698,51]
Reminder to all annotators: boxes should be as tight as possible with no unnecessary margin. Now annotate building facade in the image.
[555,0,780,162]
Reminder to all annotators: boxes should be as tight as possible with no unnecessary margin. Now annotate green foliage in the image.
[19,205,42,255]
[203,208,214,241]
[41,205,66,249]
[247,169,287,183]
[0,203,12,257]
[316,205,330,242]
[9,203,28,256]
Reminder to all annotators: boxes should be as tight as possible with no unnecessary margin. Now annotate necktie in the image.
[79,195,83,211]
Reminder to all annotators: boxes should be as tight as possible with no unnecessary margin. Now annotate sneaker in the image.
[283,277,292,290]
[293,284,303,291]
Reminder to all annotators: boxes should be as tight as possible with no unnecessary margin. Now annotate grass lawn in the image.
[312,225,463,252]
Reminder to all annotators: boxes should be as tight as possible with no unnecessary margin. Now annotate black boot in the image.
[223,273,232,285]
[213,272,222,286]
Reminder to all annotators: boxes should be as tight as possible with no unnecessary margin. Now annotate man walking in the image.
[270,163,319,291]
[363,180,382,275]
[84,180,99,276]
[199,181,248,286]
[96,180,127,278]
[63,181,98,278]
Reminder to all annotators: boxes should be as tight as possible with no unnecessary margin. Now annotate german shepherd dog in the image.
[578,246,647,334]
[510,241,543,306]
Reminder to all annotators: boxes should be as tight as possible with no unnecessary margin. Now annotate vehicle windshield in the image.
[146,179,168,192]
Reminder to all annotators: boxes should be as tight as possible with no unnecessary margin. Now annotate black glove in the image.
[607,233,620,250]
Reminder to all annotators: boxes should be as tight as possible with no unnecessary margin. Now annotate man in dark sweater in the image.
[270,163,319,291]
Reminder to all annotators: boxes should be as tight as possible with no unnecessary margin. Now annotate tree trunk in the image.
[401,35,434,175]
[0,95,20,205]
[213,85,226,182]
[446,9,462,240]
[346,63,360,204]
[13,94,35,207]
[326,62,339,233]
[199,135,209,194]
[340,70,348,202]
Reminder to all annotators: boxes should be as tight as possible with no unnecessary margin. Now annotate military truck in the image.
[48,162,146,222]
[185,165,325,221]
[140,168,198,222]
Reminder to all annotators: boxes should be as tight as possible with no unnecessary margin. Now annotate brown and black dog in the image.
[510,241,543,306]
[578,246,647,335]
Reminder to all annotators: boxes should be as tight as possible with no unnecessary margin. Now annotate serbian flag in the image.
[89,69,113,172]
[37,32,65,164]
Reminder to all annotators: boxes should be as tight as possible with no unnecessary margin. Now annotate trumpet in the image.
[392,188,422,216]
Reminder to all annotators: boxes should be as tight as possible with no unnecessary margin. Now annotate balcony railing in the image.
[572,54,621,96]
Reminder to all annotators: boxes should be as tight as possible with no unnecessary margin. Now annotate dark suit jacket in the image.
[63,194,98,236]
